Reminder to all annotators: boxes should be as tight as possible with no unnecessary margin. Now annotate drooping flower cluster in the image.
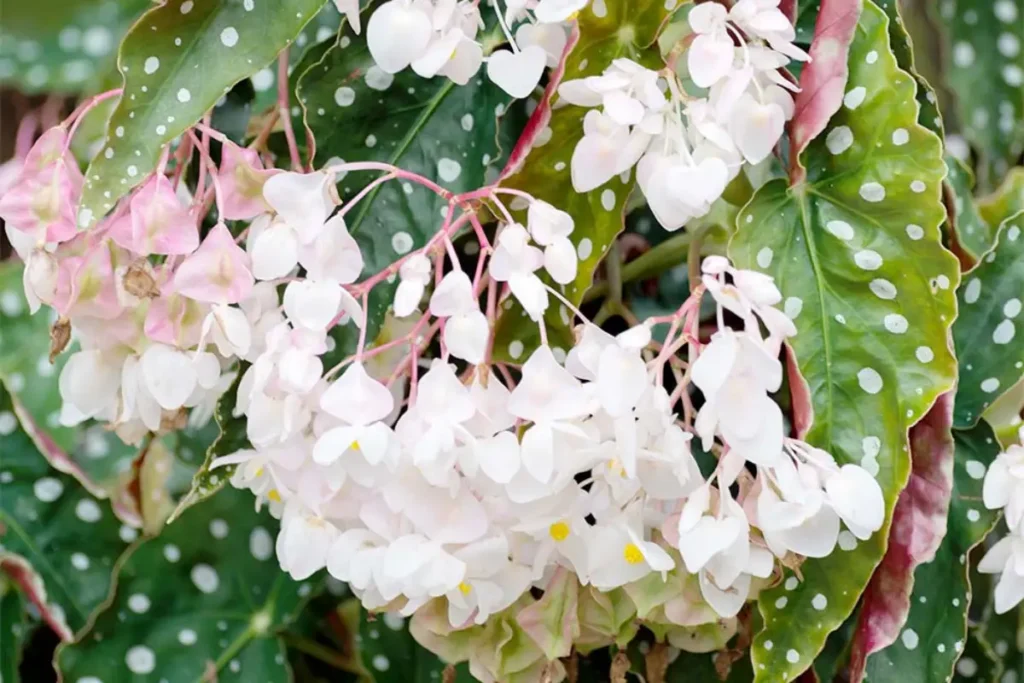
[0,1,891,675]
[979,426,1024,614]
[561,0,809,230]
[361,0,583,98]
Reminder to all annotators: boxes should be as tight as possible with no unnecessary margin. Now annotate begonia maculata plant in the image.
[0,0,1021,681]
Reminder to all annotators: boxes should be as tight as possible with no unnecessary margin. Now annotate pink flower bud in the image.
[217,141,278,221]
[173,222,255,304]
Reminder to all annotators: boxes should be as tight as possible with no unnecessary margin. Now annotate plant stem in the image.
[582,231,695,303]
[280,633,364,675]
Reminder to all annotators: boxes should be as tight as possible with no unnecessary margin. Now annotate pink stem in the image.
[278,53,303,171]
[62,88,123,155]
[338,172,396,217]
[14,113,38,158]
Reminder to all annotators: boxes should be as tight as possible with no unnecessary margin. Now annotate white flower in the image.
[533,0,588,23]
[366,0,434,74]
[687,2,735,88]
[569,110,652,192]
[507,345,589,483]
[489,223,548,320]
[444,536,532,627]
[394,253,431,317]
[978,534,1024,614]
[314,362,396,467]
[429,270,488,364]
[527,201,578,284]
[588,510,674,590]
[692,329,784,466]
[333,0,362,33]
[277,502,340,580]
[983,443,1024,530]
[397,360,475,466]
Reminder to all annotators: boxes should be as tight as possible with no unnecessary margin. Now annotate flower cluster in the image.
[0,1,893,674]
[361,0,583,98]
[561,0,808,230]
[979,426,1024,614]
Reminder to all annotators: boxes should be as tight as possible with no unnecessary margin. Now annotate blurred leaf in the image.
[1,580,31,683]
[953,210,1024,427]
[935,0,1024,189]
[729,2,958,679]
[946,155,998,260]
[0,0,149,94]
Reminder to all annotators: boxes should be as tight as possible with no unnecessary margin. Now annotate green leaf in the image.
[169,369,248,521]
[977,603,1024,683]
[863,420,1003,682]
[57,486,309,682]
[78,0,328,228]
[978,167,1024,230]
[951,626,1001,682]
[935,0,1024,189]
[953,210,1024,427]
[878,0,943,136]
[728,2,958,679]
[0,383,131,638]
[0,0,148,94]
[355,604,474,682]
[946,154,997,260]
[1,580,31,683]
[491,0,673,362]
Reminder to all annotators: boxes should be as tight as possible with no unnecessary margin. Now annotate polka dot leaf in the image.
[975,601,1024,683]
[1,580,31,683]
[953,210,1024,427]
[0,0,150,94]
[293,12,520,359]
[490,0,674,363]
[861,419,1002,681]
[346,600,476,682]
[0,382,131,640]
[56,486,307,683]
[935,0,1024,189]
[946,154,998,261]
[729,1,959,680]
[77,0,328,229]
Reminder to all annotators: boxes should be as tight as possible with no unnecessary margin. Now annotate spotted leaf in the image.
[729,1,959,679]
[293,13,518,355]
[953,210,1024,428]
[855,420,1002,681]
[491,0,674,362]
[77,0,327,228]
[56,486,308,682]
[946,155,997,262]
[351,601,475,682]
[1,579,31,683]
[877,0,944,136]
[935,0,1024,190]
[848,394,955,680]
[976,603,1024,683]
[0,383,132,640]
[0,0,148,94]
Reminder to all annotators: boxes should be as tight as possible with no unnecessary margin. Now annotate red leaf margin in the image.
[788,0,862,184]
[10,395,143,528]
[845,391,956,682]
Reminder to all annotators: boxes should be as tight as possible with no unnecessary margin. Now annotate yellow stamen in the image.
[549,521,570,542]
[267,489,281,502]
[458,582,472,595]
[623,543,644,565]
[350,441,361,452]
